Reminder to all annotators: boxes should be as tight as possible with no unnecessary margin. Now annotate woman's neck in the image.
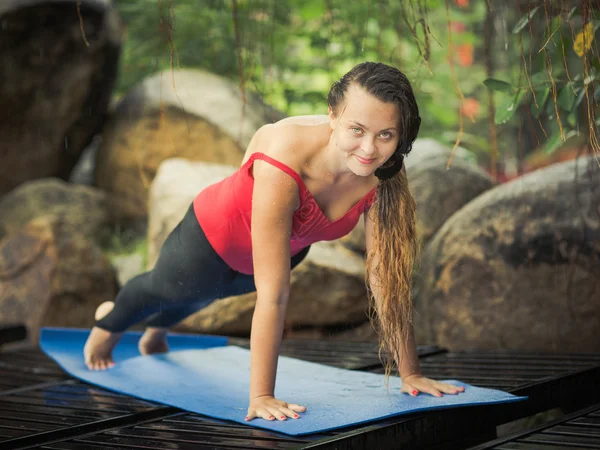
[301,123,350,185]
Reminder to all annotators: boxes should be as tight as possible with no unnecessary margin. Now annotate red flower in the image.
[450,21,466,33]
[456,43,474,67]
[461,97,480,120]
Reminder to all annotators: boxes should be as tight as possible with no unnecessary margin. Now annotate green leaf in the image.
[513,6,540,34]
[530,72,547,87]
[495,90,526,125]
[574,87,588,109]
[546,93,558,116]
[544,130,582,154]
[531,87,550,119]
[567,111,577,128]
[544,133,563,154]
[483,78,515,93]
[557,83,576,111]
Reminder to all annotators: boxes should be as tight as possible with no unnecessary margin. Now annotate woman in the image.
[84,61,465,423]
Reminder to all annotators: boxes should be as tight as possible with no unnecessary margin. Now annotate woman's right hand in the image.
[245,395,306,421]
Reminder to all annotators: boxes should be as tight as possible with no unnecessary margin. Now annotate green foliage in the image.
[483,79,515,93]
[111,1,486,141]
[512,6,539,34]
[484,3,599,158]
[110,0,598,170]
[97,225,148,268]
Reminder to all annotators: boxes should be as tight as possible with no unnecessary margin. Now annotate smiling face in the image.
[328,83,400,177]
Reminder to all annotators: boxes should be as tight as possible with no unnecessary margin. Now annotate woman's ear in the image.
[328,106,337,130]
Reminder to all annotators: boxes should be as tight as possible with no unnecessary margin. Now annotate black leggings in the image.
[96,203,310,333]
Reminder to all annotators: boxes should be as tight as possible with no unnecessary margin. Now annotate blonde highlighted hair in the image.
[328,62,421,382]
[366,170,418,382]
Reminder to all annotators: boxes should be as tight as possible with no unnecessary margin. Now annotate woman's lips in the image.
[355,155,375,164]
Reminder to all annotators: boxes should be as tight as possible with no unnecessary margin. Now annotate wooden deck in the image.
[1,327,599,450]
[467,401,600,449]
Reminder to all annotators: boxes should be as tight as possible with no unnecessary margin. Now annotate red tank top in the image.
[193,152,377,275]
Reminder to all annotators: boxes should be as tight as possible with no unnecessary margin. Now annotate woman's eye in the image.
[380,132,392,139]
[351,127,363,134]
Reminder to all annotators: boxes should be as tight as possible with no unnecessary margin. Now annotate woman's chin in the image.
[350,166,376,178]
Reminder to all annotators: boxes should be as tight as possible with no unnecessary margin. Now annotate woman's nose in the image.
[361,140,377,156]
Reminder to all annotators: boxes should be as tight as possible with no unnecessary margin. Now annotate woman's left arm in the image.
[363,210,465,397]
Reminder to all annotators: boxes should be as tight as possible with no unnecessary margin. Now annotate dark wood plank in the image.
[1,338,598,450]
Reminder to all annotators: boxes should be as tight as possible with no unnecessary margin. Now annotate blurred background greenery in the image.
[112,0,599,181]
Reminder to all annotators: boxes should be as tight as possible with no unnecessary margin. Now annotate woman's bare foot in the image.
[84,327,123,370]
[83,301,122,370]
[138,327,169,355]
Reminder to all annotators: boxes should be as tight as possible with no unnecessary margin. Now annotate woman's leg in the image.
[143,298,216,329]
[134,298,214,355]
[84,203,233,369]
[140,245,312,334]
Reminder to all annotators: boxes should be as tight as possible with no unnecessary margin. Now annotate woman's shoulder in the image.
[246,115,330,168]
[273,114,330,128]
[265,115,330,149]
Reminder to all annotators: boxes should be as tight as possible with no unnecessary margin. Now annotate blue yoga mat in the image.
[40,327,527,436]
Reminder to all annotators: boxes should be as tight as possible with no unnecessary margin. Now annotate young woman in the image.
[84,61,465,422]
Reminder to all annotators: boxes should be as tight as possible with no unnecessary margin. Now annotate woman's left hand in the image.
[401,374,465,397]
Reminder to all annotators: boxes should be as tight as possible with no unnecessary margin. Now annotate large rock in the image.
[69,135,102,185]
[405,138,473,170]
[95,69,286,219]
[338,218,367,254]
[147,158,237,269]
[111,253,145,287]
[148,158,370,335]
[0,0,123,195]
[0,178,111,241]
[414,156,600,353]
[409,155,494,244]
[0,215,118,343]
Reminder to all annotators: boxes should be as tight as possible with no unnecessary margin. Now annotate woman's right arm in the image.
[245,143,306,422]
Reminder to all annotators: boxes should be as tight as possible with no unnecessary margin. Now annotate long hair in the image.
[328,62,421,383]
